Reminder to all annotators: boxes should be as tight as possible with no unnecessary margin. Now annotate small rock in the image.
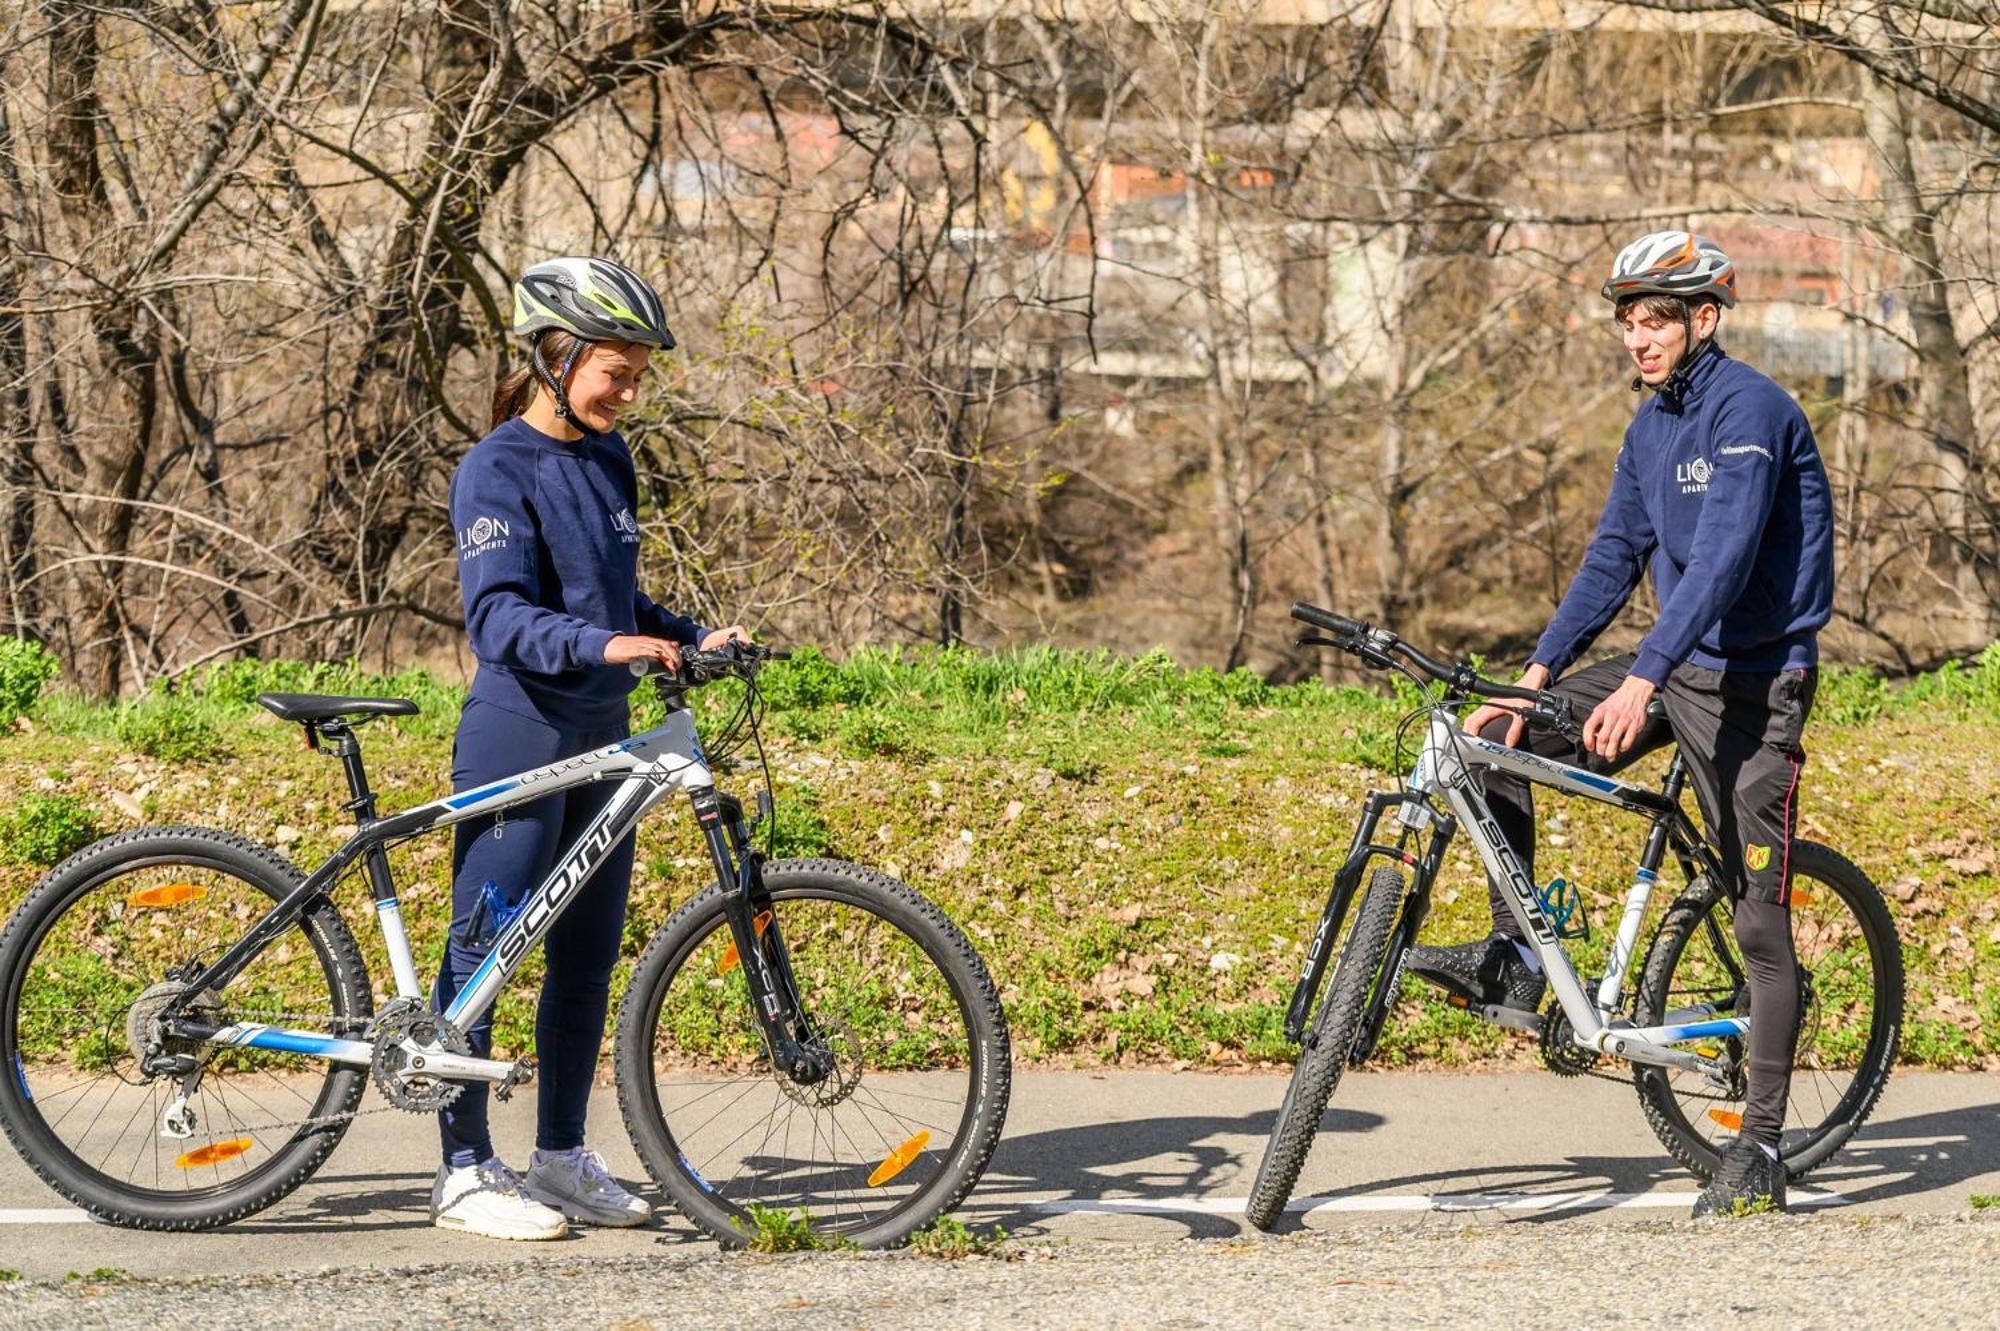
[1004,799,1025,822]
[110,791,144,820]
[274,825,302,846]
[1208,951,1243,972]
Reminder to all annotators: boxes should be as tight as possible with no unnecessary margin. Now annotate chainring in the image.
[1537,1003,1602,1077]
[370,998,470,1113]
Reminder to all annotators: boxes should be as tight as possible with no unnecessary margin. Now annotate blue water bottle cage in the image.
[1535,876,1591,942]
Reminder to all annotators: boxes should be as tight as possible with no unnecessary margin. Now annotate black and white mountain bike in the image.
[1246,603,1902,1229]
[0,643,1010,1247]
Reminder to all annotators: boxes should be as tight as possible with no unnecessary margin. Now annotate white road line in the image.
[1024,1189,1845,1216]
[0,1207,91,1224]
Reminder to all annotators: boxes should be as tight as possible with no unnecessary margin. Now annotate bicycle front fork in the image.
[690,785,832,1084]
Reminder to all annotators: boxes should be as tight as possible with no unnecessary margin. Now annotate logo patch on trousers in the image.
[1744,843,1772,873]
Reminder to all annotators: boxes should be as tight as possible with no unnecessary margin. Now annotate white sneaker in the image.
[432,1157,569,1241]
[523,1146,654,1227]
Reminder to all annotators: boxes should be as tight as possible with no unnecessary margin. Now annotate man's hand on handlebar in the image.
[1463,663,1552,747]
[1582,673,1657,761]
[603,634,685,673]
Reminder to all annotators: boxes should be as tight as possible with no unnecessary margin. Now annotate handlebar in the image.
[1288,601,1578,737]
[627,641,790,688]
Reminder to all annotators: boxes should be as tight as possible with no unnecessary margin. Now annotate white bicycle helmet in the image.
[1601,231,1737,309]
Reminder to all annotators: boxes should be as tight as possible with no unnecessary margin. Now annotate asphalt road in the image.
[1,1068,1995,1325]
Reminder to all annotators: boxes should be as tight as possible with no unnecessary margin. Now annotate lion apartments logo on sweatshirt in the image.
[457,515,511,560]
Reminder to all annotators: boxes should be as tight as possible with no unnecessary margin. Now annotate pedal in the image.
[494,1056,539,1102]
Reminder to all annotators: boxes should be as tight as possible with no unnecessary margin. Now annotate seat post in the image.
[314,720,378,824]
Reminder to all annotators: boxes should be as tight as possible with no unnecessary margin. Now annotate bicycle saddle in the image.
[255,692,420,723]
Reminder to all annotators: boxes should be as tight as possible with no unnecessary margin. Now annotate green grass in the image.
[1971,1194,1999,1210]
[64,1267,128,1282]
[1725,1196,1780,1218]
[0,793,101,867]
[3,642,1998,1072]
[0,1267,20,1282]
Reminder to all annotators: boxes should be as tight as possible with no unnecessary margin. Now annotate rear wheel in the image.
[0,827,371,1229]
[1244,866,1405,1231]
[1633,840,1901,1181]
[614,859,1009,1248]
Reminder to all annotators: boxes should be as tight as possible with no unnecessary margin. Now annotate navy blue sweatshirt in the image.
[1532,346,1834,686]
[450,417,707,728]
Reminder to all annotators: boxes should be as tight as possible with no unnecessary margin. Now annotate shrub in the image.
[767,784,834,858]
[1,793,102,866]
[0,637,59,728]
[115,700,229,763]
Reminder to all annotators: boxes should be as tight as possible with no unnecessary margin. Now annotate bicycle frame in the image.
[160,696,816,1085]
[1405,710,1742,1076]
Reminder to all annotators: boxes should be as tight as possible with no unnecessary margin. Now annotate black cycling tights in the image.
[1732,894,1800,1147]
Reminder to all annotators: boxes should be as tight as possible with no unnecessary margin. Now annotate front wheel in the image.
[1244,865,1405,1231]
[613,859,1010,1248]
[1633,840,1902,1181]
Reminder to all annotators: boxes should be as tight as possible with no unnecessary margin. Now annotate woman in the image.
[433,256,748,1240]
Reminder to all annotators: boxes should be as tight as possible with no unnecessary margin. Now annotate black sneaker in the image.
[1691,1135,1788,1218]
[1404,933,1546,1012]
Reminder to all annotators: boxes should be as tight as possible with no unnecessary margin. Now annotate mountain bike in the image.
[0,643,1010,1247]
[1245,603,1902,1229]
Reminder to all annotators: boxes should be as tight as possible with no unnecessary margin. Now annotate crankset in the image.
[369,997,470,1113]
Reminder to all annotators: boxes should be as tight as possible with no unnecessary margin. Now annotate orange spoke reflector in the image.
[715,911,774,977]
[175,1137,253,1168]
[867,1131,931,1188]
[128,882,208,909]
[1789,887,1811,907]
[1707,1109,1744,1131]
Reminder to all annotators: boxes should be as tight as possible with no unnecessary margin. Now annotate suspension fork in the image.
[1349,813,1455,1066]
[691,786,831,1083]
[1284,791,1436,1044]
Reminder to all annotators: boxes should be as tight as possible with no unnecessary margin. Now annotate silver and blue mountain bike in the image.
[1246,603,1902,1228]
[0,644,1010,1246]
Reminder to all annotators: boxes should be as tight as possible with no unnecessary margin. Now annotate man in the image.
[1404,231,1834,1216]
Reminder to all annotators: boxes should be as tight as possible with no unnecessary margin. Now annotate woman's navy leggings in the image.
[434,698,636,1169]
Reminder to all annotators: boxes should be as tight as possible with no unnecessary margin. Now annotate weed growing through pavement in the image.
[1726,1197,1779,1218]
[64,1267,129,1282]
[732,1204,855,1253]
[1971,1195,1998,1210]
[907,1214,1008,1258]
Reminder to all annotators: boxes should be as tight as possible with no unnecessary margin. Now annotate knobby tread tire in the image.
[1244,866,1405,1232]
[0,825,372,1230]
[1632,840,1901,1183]
[613,858,1010,1249]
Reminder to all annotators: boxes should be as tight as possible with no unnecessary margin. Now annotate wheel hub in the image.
[126,981,223,1076]
[776,1017,862,1108]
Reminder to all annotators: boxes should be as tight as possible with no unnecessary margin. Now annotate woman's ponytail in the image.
[490,329,583,428]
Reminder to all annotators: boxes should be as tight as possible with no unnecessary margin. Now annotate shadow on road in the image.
[966,1105,1384,1239]
[961,1093,2000,1238]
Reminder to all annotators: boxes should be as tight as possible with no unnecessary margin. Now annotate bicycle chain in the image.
[153,1006,409,1138]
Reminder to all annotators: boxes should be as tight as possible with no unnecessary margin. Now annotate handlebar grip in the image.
[627,658,667,677]
[1290,601,1369,637]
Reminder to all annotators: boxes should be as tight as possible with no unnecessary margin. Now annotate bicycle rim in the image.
[2,846,364,1212]
[622,870,1002,1244]
[1639,844,1899,1173]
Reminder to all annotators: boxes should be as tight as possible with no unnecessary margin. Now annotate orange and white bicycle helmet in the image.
[1602,231,1737,308]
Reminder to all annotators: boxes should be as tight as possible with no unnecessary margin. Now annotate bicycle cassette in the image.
[370,998,470,1113]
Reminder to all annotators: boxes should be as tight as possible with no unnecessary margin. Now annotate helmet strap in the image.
[530,337,592,430]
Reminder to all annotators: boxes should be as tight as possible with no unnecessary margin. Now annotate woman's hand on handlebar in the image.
[603,634,684,673]
[699,625,753,651]
[1462,663,1552,747]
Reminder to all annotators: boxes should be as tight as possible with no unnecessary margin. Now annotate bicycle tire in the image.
[614,858,1009,1248]
[1633,840,1901,1181]
[0,826,371,1229]
[1244,865,1404,1232]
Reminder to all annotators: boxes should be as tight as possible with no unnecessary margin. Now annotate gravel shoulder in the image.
[5,1214,1997,1330]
